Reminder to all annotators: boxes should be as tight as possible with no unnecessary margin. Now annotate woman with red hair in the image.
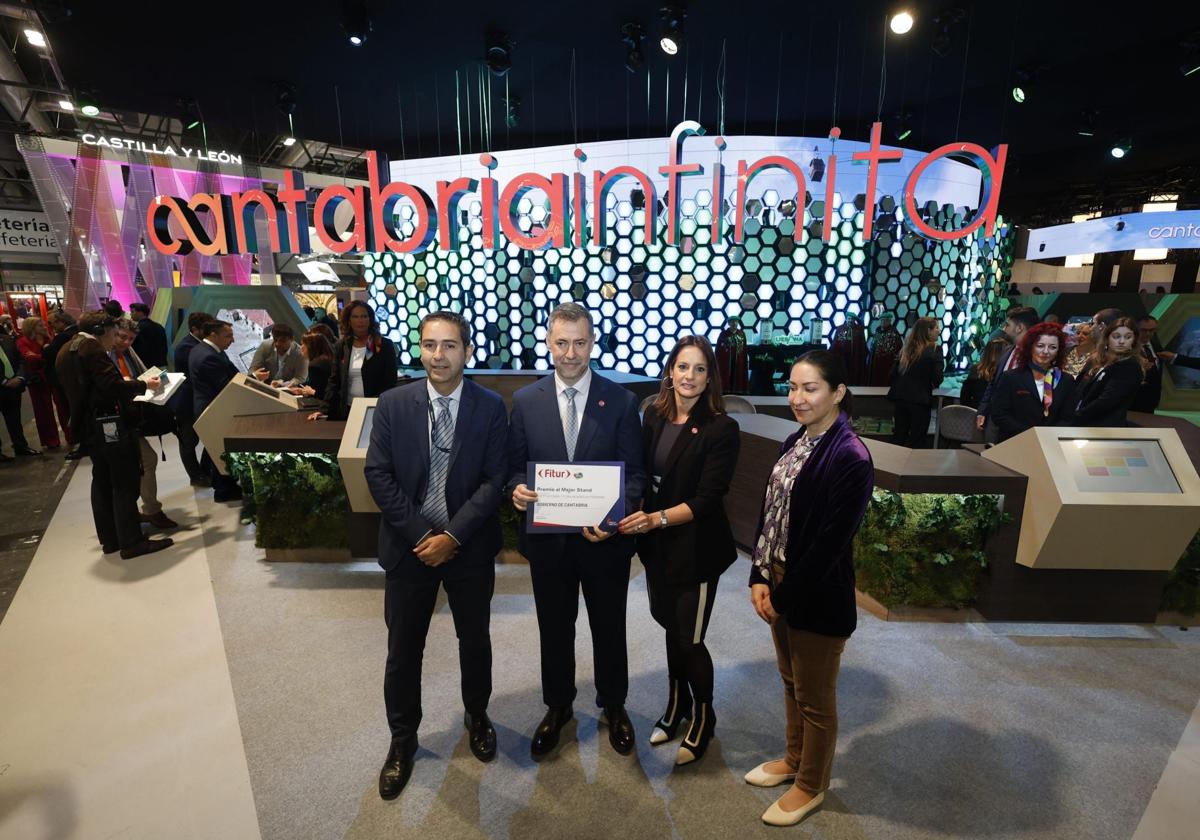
[989,322,1077,442]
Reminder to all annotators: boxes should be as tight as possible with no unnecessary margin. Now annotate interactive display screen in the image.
[243,377,282,398]
[1168,316,1200,390]
[356,406,376,449]
[1058,438,1182,494]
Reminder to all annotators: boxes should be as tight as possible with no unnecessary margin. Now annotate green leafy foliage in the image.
[227,452,349,550]
[1161,529,1200,616]
[853,490,1008,609]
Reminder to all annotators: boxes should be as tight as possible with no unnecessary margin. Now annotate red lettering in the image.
[851,122,903,240]
[903,142,1008,241]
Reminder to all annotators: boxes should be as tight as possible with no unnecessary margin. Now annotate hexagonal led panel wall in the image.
[364,190,1013,374]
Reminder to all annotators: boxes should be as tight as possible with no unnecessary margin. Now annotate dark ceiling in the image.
[40,0,1200,226]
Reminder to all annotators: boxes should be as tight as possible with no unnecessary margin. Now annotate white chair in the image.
[639,394,657,415]
[937,404,983,447]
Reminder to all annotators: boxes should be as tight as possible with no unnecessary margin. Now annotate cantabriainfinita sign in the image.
[147,120,1006,259]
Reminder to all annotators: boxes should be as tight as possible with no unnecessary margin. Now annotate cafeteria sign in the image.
[147,120,1007,258]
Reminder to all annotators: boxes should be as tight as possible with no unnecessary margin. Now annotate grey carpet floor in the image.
[197,503,1200,840]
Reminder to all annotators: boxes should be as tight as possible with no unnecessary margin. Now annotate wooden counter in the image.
[224,411,346,456]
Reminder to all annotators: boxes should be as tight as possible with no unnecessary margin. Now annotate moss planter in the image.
[227,452,350,552]
[1161,530,1200,618]
[852,490,1008,611]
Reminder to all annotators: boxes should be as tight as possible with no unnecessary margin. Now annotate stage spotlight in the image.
[78,95,100,117]
[23,29,46,48]
[894,112,913,141]
[930,7,965,57]
[810,155,825,183]
[343,1,371,46]
[631,189,645,209]
[890,10,914,35]
[486,35,513,77]
[1075,110,1097,137]
[621,22,646,74]
[1116,220,1126,231]
[505,95,521,128]
[659,5,686,56]
[58,99,74,111]
[1110,139,1131,159]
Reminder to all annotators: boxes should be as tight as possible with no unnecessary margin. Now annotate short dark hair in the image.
[1004,306,1040,331]
[1136,314,1157,325]
[201,319,231,338]
[102,300,123,318]
[547,302,594,335]
[303,305,316,319]
[79,311,116,336]
[419,310,472,347]
[1094,307,1126,327]
[270,323,294,340]
[188,311,214,332]
[129,302,150,316]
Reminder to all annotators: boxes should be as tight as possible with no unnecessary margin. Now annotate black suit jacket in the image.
[887,347,944,405]
[44,324,77,389]
[171,333,200,420]
[1066,356,1144,427]
[977,346,1016,418]
[506,372,646,564]
[0,334,26,385]
[990,368,1076,442]
[364,379,508,577]
[188,340,239,417]
[1171,354,1200,371]
[132,317,169,369]
[324,336,398,420]
[62,336,146,443]
[636,410,740,586]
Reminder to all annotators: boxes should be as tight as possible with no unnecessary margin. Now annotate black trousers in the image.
[200,448,238,495]
[383,562,494,742]
[892,400,932,449]
[0,387,29,452]
[529,540,631,709]
[90,437,143,550]
[175,415,203,479]
[647,574,719,702]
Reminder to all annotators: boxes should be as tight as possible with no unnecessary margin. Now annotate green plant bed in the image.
[853,490,1008,610]
[1161,530,1200,616]
[227,452,349,550]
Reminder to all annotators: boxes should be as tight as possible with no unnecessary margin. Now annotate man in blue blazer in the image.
[172,311,212,485]
[364,311,508,800]
[188,319,242,501]
[509,302,646,758]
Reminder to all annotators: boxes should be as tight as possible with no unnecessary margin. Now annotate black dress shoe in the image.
[119,538,173,559]
[189,474,212,487]
[101,543,119,554]
[530,705,573,759]
[600,706,635,755]
[0,451,13,463]
[465,711,497,762]
[14,445,41,456]
[141,512,179,529]
[64,447,85,460]
[214,486,243,503]
[378,738,417,800]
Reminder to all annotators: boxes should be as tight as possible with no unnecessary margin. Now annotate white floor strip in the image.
[0,447,260,840]
[1133,695,1200,840]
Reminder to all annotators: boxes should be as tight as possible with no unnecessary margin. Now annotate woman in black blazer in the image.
[887,316,944,448]
[1066,317,1147,428]
[990,323,1075,442]
[311,301,398,420]
[618,335,740,766]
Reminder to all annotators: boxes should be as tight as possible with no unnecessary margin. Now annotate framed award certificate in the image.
[526,461,626,534]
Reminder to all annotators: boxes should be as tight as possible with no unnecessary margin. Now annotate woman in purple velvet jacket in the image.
[744,350,875,828]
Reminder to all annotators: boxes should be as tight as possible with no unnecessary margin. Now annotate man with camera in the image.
[59,311,173,559]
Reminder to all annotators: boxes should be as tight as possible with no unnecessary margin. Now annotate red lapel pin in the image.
[598,400,606,407]
[691,427,699,434]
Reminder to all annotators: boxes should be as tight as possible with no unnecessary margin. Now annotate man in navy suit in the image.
[188,319,242,501]
[364,310,508,800]
[509,302,646,758]
[173,312,212,485]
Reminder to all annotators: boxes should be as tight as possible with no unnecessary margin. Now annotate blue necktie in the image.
[421,397,453,529]
[564,387,579,461]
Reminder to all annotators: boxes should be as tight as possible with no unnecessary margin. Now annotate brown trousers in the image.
[771,619,847,795]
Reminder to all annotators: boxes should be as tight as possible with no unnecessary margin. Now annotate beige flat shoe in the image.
[762,791,824,827]
[743,761,797,787]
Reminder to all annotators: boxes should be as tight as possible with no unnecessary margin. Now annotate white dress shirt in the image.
[426,378,464,449]
[554,368,592,448]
